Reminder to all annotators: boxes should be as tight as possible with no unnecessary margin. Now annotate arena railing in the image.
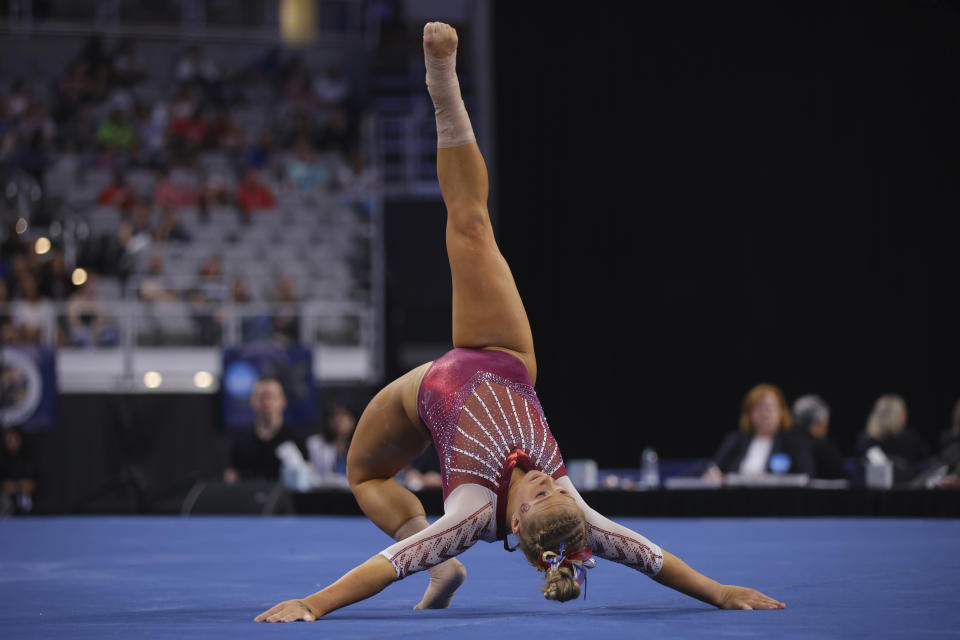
[0,299,382,392]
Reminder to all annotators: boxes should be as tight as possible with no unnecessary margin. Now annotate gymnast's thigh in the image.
[346,364,433,484]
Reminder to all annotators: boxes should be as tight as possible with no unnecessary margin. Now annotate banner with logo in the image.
[221,344,316,428]
[0,345,57,430]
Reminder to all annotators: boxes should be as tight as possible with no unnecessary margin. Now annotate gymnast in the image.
[256,22,786,622]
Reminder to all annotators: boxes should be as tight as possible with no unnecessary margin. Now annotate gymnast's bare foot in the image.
[423,21,458,59]
[414,557,466,610]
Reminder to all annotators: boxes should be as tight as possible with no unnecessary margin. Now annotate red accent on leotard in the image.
[494,448,536,540]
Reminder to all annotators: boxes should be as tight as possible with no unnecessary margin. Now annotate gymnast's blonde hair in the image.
[513,506,590,602]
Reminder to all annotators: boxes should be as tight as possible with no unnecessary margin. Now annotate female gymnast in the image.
[256,22,786,622]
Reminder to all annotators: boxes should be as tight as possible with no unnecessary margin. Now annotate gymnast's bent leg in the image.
[345,365,466,610]
[425,22,538,382]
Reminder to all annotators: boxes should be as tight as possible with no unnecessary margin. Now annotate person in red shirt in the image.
[236,167,276,219]
[97,169,138,209]
[153,166,199,209]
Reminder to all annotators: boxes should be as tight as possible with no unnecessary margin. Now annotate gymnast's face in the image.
[750,392,781,437]
[510,471,578,534]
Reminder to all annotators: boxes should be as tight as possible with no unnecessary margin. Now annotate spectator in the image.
[133,103,167,165]
[223,378,306,484]
[231,276,271,343]
[37,249,74,300]
[43,139,81,202]
[792,394,849,481]
[137,255,178,302]
[201,165,235,207]
[153,206,192,244]
[187,256,227,344]
[128,201,154,244]
[111,40,146,87]
[243,129,277,172]
[315,104,357,156]
[337,149,378,197]
[168,104,207,159]
[312,65,350,106]
[57,102,97,152]
[153,166,200,209]
[0,425,37,515]
[169,84,197,123]
[175,45,220,86]
[703,383,814,481]
[306,403,356,487]
[270,274,299,343]
[10,273,55,344]
[236,167,276,217]
[97,168,138,209]
[95,108,135,152]
[5,78,31,119]
[284,136,331,194]
[65,275,118,346]
[855,394,931,483]
[84,220,141,282]
[205,106,245,153]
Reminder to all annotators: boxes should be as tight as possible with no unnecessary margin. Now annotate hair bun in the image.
[542,566,580,602]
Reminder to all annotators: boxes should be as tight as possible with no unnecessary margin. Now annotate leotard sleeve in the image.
[557,476,664,576]
[378,484,496,579]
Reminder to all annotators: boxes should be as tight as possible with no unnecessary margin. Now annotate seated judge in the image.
[792,394,850,480]
[703,383,814,482]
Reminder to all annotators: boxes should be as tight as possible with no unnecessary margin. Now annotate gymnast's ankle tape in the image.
[393,515,430,541]
[425,49,476,148]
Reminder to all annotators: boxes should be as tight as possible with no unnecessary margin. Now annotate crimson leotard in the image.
[379,348,664,580]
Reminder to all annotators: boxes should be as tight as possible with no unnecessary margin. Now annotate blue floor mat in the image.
[1,516,957,639]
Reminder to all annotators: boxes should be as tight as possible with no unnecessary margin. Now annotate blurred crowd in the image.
[1,37,377,347]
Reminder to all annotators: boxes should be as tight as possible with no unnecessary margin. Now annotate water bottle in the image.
[641,447,660,488]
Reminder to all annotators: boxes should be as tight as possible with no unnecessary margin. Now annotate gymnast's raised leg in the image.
[427,22,537,382]
[344,22,530,611]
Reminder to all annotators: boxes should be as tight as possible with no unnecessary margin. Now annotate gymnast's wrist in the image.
[300,594,326,618]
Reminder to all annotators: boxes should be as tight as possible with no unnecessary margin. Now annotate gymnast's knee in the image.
[446,204,492,241]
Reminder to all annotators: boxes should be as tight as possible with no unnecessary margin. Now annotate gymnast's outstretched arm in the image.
[255,485,494,622]
[254,556,397,622]
[557,478,786,610]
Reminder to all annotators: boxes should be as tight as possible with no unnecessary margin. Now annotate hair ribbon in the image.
[538,543,597,599]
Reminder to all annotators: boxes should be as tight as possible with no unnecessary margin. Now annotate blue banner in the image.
[221,344,317,428]
[0,346,57,430]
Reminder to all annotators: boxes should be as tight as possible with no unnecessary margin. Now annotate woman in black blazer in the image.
[703,383,814,481]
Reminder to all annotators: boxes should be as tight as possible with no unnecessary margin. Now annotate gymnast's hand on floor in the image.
[254,599,318,622]
[716,585,786,610]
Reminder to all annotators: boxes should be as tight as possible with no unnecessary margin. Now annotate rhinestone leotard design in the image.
[379,348,663,580]
[416,348,566,500]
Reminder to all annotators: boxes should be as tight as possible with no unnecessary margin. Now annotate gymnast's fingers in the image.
[254,603,282,622]
[256,600,315,622]
[754,590,786,609]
